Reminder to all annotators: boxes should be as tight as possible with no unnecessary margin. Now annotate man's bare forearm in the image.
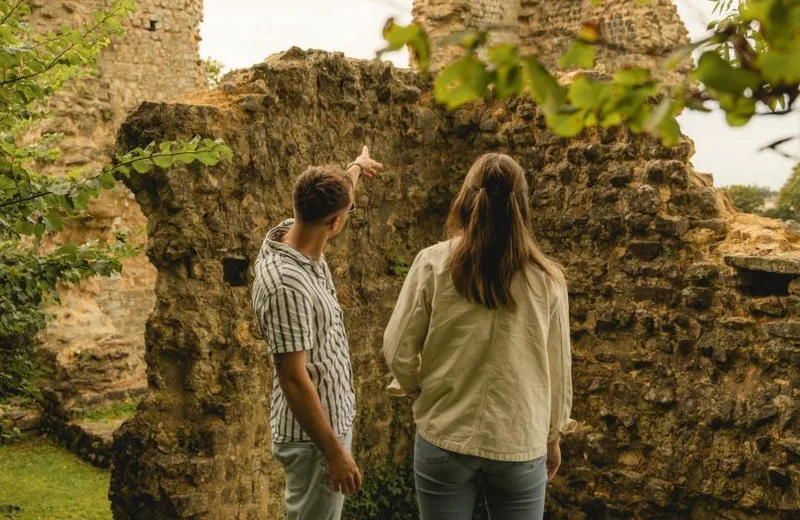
[345,163,362,193]
[279,374,344,459]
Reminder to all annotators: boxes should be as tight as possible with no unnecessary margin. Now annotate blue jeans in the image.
[272,429,353,520]
[414,434,547,520]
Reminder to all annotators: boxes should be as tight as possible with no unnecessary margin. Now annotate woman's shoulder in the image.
[415,240,454,266]
[524,263,568,298]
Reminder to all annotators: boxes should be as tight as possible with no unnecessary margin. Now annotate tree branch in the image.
[0,10,116,87]
[0,149,213,211]
[0,0,23,26]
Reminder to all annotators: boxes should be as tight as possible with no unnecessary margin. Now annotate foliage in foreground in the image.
[0,438,111,520]
[381,0,799,150]
[0,1,231,398]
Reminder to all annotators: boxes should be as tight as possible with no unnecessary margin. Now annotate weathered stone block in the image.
[634,285,677,305]
[628,241,662,261]
[765,321,800,340]
[655,215,690,237]
[686,263,720,286]
[725,255,800,275]
[748,297,785,317]
[683,287,714,310]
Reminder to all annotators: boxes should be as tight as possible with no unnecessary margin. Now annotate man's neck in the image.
[283,221,326,261]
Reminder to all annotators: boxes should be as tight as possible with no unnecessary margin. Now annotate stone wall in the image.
[28,0,205,408]
[110,50,799,519]
[415,0,691,81]
[518,0,691,82]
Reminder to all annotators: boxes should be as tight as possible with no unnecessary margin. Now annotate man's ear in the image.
[328,214,342,233]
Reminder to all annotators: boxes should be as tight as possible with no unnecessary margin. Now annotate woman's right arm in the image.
[382,250,433,394]
[546,282,575,481]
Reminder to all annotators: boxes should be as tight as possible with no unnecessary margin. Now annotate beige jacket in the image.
[383,240,574,461]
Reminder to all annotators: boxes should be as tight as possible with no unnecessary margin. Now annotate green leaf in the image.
[522,58,566,108]
[73,190,91,210]
[487,44,519,67]
[131,158,154,174]
[644,97,672,134]
[558,41,595,69]
[14,220,35,236]
[98,171,116,189]
[691,52,760,95]
[758,44,800,84]
[546,110,584,137]
[489,46,524,99]
[379,20,431,72]
[434,55,489,109]
[45,211,63,232]
[196,151,220,166]
[659,117,681,146]
[175,153,197,165]
[441,31,488,51]
[152,154,176,168]
[613,68,651,87]
[567,75,612,111]
[722,96,756,126]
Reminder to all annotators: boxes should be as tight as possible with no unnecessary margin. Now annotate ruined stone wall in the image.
[110,50,799,519]
[413,0,518,70]
[28,0,205,407]
[415,0,691,81]
[518,0,691,80]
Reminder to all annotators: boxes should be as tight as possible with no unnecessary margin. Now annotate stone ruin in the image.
[12,0,206,461]
[10,0,798,518]
[109,43,798,520]
[414,0,692,83]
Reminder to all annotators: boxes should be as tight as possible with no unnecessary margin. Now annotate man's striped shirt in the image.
[252,219,355,443]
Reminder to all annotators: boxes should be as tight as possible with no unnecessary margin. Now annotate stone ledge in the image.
[724,254,800,275]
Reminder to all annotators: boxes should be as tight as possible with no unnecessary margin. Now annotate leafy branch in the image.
[380,0,799,146]
[0,137,233,213]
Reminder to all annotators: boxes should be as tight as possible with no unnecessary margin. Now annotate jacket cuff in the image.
[549,418,578,442]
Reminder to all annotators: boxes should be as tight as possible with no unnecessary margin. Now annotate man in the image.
[252,146,383,519]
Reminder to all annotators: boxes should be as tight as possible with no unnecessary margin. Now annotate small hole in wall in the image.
[737,270,792,296]
[148,19,158,31]
[223,257,249,287]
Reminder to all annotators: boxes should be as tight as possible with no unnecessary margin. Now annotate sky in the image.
[199,0,799,190]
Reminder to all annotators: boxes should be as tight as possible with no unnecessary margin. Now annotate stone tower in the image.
[415,0,691,79]
[29,1,205,410]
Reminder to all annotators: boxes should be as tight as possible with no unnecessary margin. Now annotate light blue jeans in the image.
[272,429,353,520]
[414,434,547,520]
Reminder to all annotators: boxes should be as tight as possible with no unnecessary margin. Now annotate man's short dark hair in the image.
[293,165,352,223]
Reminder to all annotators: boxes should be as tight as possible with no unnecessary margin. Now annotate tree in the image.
[723,184,771,214]
[0,1,232,398]
[764,163,800,221]
[202,57,225,89]
[381,0,799,149]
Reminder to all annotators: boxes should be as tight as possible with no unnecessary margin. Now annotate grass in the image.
[74,398,138,423]
[0,437,112,520]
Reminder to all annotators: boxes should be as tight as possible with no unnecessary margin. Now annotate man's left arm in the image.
[345,145,383,193]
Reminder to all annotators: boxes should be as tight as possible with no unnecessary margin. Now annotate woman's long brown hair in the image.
[446,153,564,310]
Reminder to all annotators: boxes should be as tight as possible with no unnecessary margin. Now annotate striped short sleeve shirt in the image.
[252,219,356,443]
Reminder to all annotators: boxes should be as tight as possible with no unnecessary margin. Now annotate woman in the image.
[383,153,575,519]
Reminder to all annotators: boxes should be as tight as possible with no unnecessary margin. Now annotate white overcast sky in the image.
[199,0,799,190]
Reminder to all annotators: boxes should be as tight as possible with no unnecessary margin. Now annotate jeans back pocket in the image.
[416,434,451,463]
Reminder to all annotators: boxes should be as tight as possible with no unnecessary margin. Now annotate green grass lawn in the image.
[0,437,111,520]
